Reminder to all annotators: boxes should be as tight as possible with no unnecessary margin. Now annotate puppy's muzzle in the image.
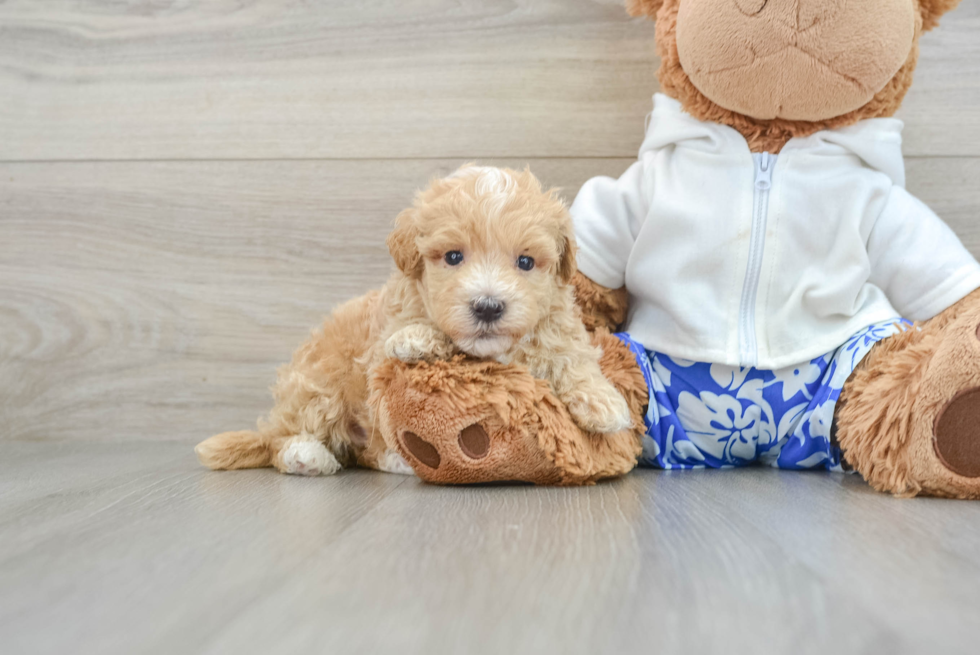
[470,297,506,324]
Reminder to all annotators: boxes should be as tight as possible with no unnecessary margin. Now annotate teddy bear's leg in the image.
[370,331,647,485]
[837,290,980,498]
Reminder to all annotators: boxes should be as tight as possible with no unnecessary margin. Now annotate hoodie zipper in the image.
[738,152,776,367]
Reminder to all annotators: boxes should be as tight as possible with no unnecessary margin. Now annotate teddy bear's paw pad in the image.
[934,387,980,478]
[401,431,442,470]
[458,424,490,460]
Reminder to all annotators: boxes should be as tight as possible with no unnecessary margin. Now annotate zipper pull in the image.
[755,152,774,190]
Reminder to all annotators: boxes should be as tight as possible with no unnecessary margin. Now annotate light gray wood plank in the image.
[907,157,980,251]
[895,0,980,157]
[681,470,980,654]
[0,158,624,443]
[0,441,942,655]
[1,0,977,161]
[2,156,978,444]
[0,441,198,562]
[0,442,409,655]
[0,0,658,161]
[0,440,186,510]
[3,442,980,654]
[197,469,903,655]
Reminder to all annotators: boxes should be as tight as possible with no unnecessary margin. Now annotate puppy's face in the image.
[387,166,576,358]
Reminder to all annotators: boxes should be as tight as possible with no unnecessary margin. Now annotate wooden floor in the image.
[3,1,980,653]
[3,441,980,654]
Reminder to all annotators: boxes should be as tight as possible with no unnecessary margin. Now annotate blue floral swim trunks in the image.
[617,319,912,471]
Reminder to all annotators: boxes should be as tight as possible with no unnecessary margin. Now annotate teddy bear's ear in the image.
[919,0,961,31]
[387,207,425,280]
[626,0,665,19]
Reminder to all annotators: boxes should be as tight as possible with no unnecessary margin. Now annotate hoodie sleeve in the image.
[569,160,650,290]
[867,186,980,321]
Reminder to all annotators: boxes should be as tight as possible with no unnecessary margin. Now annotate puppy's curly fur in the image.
[196,165,632,476]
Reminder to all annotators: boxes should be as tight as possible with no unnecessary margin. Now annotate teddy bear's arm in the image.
[566,161,651,332]
[571,271,630,333]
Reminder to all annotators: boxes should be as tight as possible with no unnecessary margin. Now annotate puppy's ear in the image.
[556,213,578,285]
[626,0,664,19]
[918,0,961,31]
[387,208,424,280]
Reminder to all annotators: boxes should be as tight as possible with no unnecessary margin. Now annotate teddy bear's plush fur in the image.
[836,289,980,497]
[374,328,647,485]
[376,0,980,497]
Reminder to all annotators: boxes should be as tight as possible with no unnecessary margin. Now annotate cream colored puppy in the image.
[196,165,632,476]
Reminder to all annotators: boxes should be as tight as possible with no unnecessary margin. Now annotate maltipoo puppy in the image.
[196,165,632,476]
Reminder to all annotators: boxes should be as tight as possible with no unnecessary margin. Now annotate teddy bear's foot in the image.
[396,417,564,485]
[372,359,567,485]
[402,425,492,469]
[838,290,980,498]
[370,331,648,486]
[934,388,980,480]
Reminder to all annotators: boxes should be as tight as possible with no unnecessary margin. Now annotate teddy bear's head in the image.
[628,0,961,151]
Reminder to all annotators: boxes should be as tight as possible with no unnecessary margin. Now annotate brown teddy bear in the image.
[376,0,980,498]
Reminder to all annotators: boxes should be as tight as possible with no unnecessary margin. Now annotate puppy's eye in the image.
[444,251,464,266]
[517,255,535,271]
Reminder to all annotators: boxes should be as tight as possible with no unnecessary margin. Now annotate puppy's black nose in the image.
[470,297,506,324]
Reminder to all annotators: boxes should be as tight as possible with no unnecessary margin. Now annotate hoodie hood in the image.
[639,94,907,187]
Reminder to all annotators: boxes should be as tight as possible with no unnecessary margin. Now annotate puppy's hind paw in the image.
[566,383,633,434]
[278,437,342,476]
[377,449,416,476]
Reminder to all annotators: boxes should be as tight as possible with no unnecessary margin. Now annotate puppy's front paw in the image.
[565,381,633,434]
[385,325,455,363]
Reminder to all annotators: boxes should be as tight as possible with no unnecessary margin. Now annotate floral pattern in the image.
[618,319,912,471]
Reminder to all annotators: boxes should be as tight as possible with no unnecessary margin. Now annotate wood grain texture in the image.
[0,441,410,655]
[0,158,627,442]
[2,157,979,444]
[1,0,977,161]
[2,441,980,654]
[0,0,659,160]
[686,470,980,652]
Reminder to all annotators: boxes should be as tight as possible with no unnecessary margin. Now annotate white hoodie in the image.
[571,94,980,369]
